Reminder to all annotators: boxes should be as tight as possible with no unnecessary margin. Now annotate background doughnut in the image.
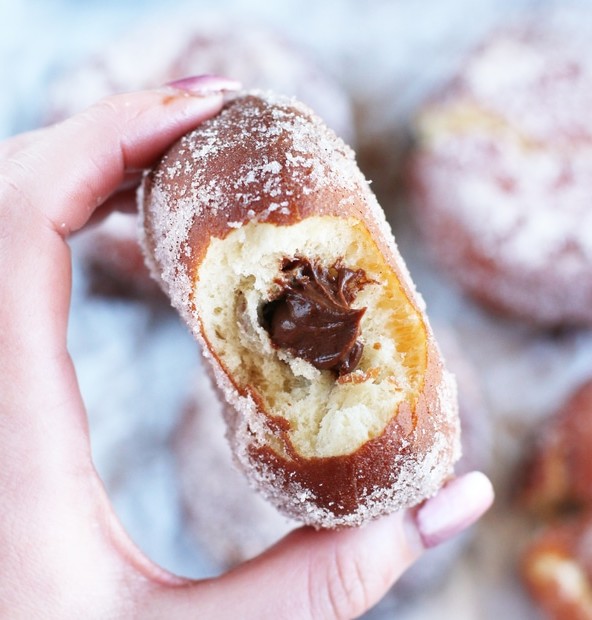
[48,14,354,298]
[408,18,592,326]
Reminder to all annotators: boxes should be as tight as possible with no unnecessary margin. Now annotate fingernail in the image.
[165,74,242,95]
[414,471,494,548]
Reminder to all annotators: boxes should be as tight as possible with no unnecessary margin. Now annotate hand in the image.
[0,76,493,619]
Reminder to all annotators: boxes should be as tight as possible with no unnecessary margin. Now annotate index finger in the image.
[0,75,240,236]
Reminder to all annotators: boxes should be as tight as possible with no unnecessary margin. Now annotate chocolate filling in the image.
[261,258,372,376]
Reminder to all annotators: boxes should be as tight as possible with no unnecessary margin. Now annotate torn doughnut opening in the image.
[261,257,373,376]
[195,215,427,459]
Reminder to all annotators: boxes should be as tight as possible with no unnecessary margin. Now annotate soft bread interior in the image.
[196,216,427,458]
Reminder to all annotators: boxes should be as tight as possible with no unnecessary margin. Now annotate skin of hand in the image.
[0,75,494,620]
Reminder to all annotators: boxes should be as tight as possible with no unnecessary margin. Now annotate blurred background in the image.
[4,0,592,618]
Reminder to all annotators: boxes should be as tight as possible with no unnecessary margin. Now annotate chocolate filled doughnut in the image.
[380,327,491,604]
[175,328,488,597]
[140,92,460,527]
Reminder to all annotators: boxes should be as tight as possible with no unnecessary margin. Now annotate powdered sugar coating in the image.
[410,20,592,325]
[45,14,354,143]
[47,15,353,299]
[141,92,459,527]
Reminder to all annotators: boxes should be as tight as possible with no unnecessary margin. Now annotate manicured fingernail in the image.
[414,471,494,548]
[165,74,241,95]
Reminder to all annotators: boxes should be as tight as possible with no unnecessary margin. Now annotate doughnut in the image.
[408,19,592,326]
[140,91,460,528]
[50,15,354,298]
[433,327,491,478]
[517,378,592,617]
[46,16,353,141]
[521,512,592,620]
[520,379,592,519]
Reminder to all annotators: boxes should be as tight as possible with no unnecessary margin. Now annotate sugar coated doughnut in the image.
[140,92,459,527]
[409,20,592,326]
[521,379,592,518]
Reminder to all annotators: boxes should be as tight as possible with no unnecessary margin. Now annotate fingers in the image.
[84,169,145,226]
[413,471,494,548]
[0,75,240,351]
[144,472,494,620]
[0,127,47,160]
[0,75,240,236]
[0,77,240,604]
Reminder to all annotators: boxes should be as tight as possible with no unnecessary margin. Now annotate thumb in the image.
[143,472,493,619]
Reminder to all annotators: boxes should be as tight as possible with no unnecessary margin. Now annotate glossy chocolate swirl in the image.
[262,258,372,375]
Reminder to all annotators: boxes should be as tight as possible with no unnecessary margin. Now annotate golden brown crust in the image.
[140,92,459,527]
[520,380,592,517]
[518,380,592,618]
[142,94,417,306]
[248,348,451,517]
[522,512,592,620]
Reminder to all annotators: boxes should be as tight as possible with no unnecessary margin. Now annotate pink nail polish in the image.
[165,74,241,95]
[414,471,494,549]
